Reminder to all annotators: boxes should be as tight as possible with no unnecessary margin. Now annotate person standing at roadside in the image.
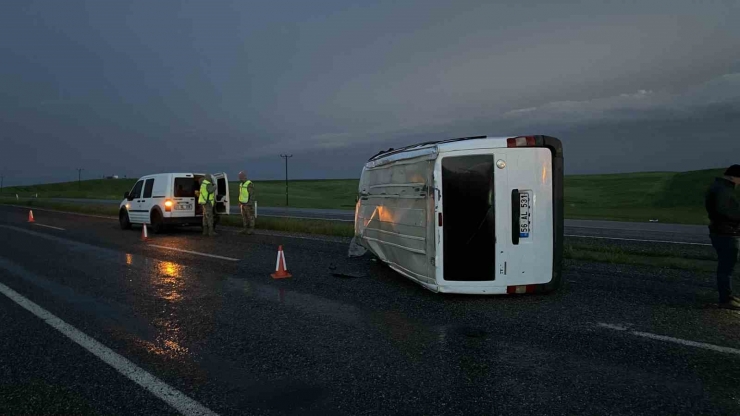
[238,171,255,235]
[198,175,217,236]
[705,165,740,310]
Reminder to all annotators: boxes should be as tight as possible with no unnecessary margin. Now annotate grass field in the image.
[564,169,725,225]
[1,178,360,210]
[2,168,734,224]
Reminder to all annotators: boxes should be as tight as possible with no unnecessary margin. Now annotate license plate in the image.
[176,203,192,210]
[519,192,532,238]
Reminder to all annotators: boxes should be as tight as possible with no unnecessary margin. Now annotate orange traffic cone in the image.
[271,246,292,279]
[141,224,148,241]
[28,210,35,223]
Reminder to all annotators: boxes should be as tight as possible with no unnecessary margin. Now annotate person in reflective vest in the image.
[238,171,256,235]
[198,175,217,236]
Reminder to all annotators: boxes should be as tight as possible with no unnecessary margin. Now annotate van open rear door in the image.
[172,175,198,218]
[212,173,230,215]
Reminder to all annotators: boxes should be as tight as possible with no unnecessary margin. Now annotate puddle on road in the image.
[1,226,490,364]
[122,254,219,359]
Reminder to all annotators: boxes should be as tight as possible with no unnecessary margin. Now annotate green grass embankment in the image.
[564,169,727,224]
[3,167,735,226]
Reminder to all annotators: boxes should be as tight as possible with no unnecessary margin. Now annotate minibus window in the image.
[442,155,496,281]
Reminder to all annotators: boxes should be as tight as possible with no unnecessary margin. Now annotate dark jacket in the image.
[705,177,740,236]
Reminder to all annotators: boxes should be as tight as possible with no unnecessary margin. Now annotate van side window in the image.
[130,180,144,199]
[143,179,154,198]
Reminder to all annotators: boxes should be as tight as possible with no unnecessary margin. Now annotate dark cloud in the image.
[1,0,738,185]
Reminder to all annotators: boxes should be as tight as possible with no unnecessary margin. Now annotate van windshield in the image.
[174,177,198,198]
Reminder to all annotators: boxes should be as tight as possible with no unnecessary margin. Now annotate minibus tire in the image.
[119,210,131,230]
[150,210,165,234]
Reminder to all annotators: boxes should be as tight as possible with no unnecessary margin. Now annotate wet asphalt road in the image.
[1,205,738,415]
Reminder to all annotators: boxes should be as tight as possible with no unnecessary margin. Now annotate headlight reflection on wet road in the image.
[155,260,184,302]
[132,259,190,358]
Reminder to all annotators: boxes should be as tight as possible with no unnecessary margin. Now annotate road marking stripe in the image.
[1,206,345,244]
[598,323,740,356]
[0,281,219,416]
[148,244,239,261]
[565,234,711,246]
[0,204,116,220]
[254,229,346,241]
[261,214,354,222]
[33,223,66,231]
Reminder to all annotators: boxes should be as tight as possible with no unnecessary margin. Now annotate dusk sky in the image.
[1,0,739,186]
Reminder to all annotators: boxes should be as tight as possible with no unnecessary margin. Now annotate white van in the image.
[350,135,564,295]
[119,173,231,233]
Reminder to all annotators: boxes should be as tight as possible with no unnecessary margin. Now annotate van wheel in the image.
[150,211,165,234]
[119,210,131,230]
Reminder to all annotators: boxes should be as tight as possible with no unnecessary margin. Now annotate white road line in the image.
[0,204,117,220]
[261,214,354,222]
[598,323,740,356]
[229,228,347,242]
[2,205,345,243]
[596,323,628,331]
[565,234,711,246]
[0,281,219,416]
[148,244,239,261]
[33,223,66,231]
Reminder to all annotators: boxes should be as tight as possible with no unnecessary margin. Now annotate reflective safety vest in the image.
[198,180,214,205]
[239,180,252,204]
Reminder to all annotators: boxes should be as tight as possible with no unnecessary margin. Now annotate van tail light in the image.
[164,200,173,212]
[507,136,538,147]
[507,285,537,294]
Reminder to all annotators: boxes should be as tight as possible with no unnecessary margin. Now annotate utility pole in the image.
[279,154,293,207]
[0,174,4,195]
[77,168,84,189]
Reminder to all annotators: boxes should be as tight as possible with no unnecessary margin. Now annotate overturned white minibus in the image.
[350,135,564,295]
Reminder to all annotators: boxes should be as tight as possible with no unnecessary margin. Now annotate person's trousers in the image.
[201,202,214,235]
[240,203,255,234]
[710,235,739,302]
